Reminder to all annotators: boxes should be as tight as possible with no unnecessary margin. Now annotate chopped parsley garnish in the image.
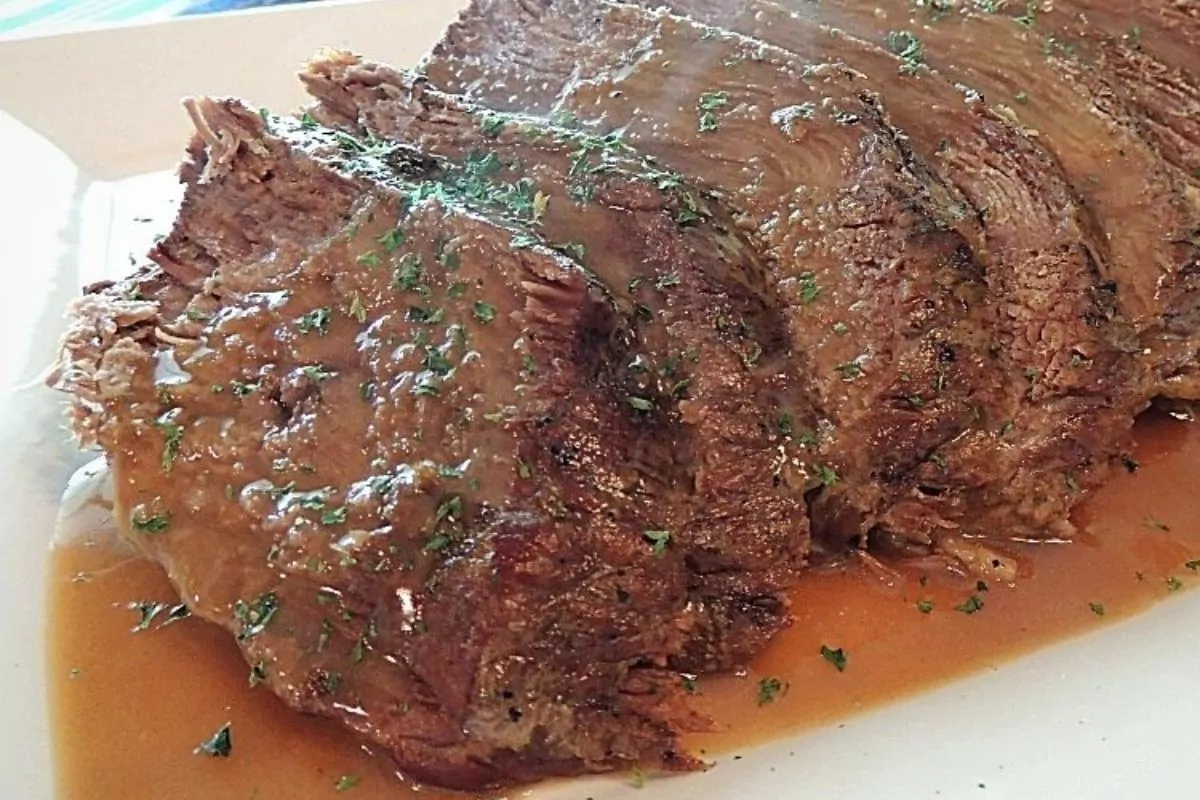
[798,271,821,305]
[917,599,934,614]
[776,413,793,436]
[301,365,334,384]
[377,227,406,253]
[154,410,184,472]
[814,465,839,486]
[473,301,498,324]
[1166,576,1183,592]
[698,111,720,133]
[756,676,785,706]
[835,362,864,381]
[234,592,279,640]
[1014,0,1038,27]
[436,239,461,269]
[1088,602,1106,616]
[886,30,925,74]
[356,251,380,268]
[335,775,362,792]
[424,533,451,553]
[643,529,671,557]
[956,595,985,615]
[655,272,681,290]
[350,636,367,664]
[131,509,171,534]
[698,90,730,111]
[128,601,167,632]
[195,722,232,758]
[1186,560,1200,572]
[423,348,454,376]
[230,380,257,397]
[680,675,698,694]
[481,113,506,138]
[820,645,847,672]
[435,495,464,523]
[249,662,267,687]
[628,396,655,412]
[321,506,348,526]
[298,307,332,335]
[394,253,425,291]
[1013,90,1030,104]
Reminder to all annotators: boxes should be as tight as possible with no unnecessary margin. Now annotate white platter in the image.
[0,2,1196,797]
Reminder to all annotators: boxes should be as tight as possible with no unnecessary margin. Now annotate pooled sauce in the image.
[49,412,1200,799]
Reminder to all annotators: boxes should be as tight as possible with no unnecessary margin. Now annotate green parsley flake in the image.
[628,396,655,412]
[820,645,848,672]
[335,774,362,792]
[298,307,332,335]
[321,506,348,526]
[473,301,498,324]
[957,594,985,615]
[814,465,839,486]
[377,227,406,252]
[131,510,171,534]
[756,676,785,706]
[1088,602,1106,616]
[917,599,934,614]
[234,592,279,640]
[394,253,425,291]
[154,410,185,472]
[195,722,232,758]
[643,529,671,557]
[886,30,925,74]
[301,365,334,384]
[798,271,821,305]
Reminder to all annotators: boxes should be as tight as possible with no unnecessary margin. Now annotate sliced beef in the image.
[49,97,810,789]
[618,0,1155,558]
[773,0,1200,399]
[424,0,1149,570]
[300,51,813,634]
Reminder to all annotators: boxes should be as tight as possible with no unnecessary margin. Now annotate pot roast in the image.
[50,0,1199,791]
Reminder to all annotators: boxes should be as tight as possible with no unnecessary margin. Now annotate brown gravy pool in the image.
[48,412,1200,799]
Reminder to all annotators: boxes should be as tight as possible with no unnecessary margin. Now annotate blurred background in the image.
[0,0,319,37]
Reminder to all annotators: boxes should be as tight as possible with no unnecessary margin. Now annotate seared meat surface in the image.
[425,0,1153,567]
[49,0,1198,792]
[52,98,809,788]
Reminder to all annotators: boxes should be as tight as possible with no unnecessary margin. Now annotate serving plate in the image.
[0,2,1195,797]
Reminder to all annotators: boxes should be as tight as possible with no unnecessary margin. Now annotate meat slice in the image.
[769,0,1200,399]
[423,0,1003,558]
[423,0,1148,568]
[612,0,1157,556]
[300,51,813,656]
[49,97,810,789]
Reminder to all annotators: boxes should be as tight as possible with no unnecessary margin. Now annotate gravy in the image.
[48,412,1200,798]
